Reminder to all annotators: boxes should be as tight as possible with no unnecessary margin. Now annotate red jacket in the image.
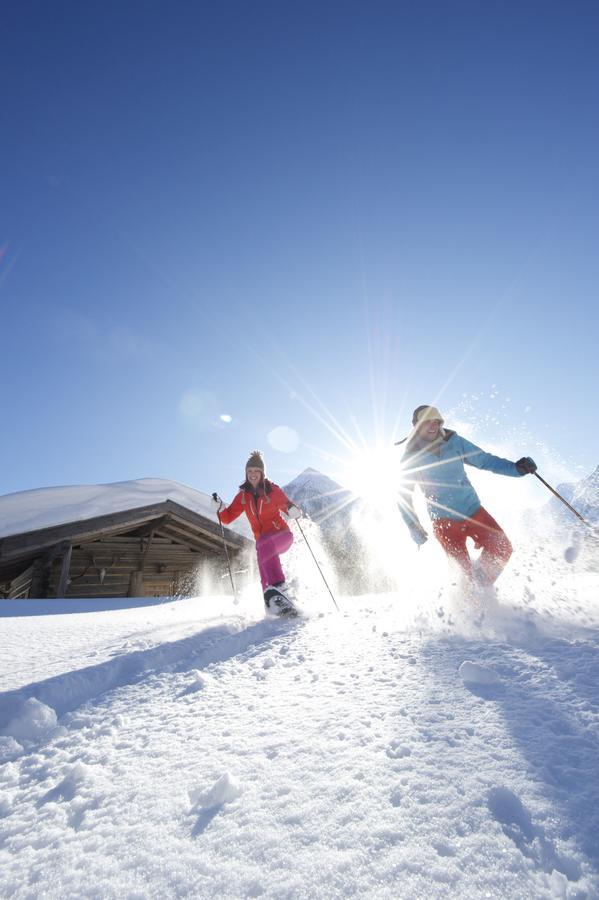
[219,480,292,540]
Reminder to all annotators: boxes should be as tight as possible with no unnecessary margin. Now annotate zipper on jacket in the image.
[249,485,283,536]
[249,491,263,535]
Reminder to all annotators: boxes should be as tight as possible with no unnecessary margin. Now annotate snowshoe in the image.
[263,584,298,617]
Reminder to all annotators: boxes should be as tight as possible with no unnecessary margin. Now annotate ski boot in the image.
[263,583,298,617]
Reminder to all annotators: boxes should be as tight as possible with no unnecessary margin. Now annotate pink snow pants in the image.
[256,530,294,590]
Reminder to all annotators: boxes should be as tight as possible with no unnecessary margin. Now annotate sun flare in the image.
[342,444,405,509]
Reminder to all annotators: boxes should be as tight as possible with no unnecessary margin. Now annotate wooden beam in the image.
[167,506,247,549]
[30,556,49,598]
[157,522,222,553]
[128,570,145,598]
[55,544,72,598]
[130,516,171,538]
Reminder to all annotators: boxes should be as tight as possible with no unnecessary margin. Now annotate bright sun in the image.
[343,444,405,508]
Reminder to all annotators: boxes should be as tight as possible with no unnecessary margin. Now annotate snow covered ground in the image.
[1,544,599,899]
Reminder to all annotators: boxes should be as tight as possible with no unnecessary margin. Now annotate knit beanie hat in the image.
[412,405,444,427]
[245,449,265,475]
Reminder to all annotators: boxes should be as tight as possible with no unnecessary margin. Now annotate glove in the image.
[515,456,537,475]
[409,522,428,546]
[287,504,302,520]
[211,493,226,514]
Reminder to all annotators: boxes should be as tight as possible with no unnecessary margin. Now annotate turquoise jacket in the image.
[399,430,523,533]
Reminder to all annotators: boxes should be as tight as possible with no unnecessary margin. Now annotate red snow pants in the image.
[432,507,512,585]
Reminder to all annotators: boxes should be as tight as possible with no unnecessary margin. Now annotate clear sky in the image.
[2,0,598,502]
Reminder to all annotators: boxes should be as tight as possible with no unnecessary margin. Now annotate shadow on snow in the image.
[0,617,302,735]
[420,622,599,883]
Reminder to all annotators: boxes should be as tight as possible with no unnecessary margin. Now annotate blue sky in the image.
[2,0,598,500]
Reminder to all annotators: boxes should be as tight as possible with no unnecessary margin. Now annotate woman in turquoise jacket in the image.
[398,405,537,585]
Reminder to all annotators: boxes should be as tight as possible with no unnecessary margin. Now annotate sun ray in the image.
[273,367,360,455]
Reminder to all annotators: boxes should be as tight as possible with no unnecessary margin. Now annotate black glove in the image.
[515,456,537,475]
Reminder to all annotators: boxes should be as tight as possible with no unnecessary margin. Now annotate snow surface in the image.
[2,547,599,898]
[0,477,251,539]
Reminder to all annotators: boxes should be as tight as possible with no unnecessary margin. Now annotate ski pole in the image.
[533,473,592,528]
[295,518,339,611]
[212,493,239,602]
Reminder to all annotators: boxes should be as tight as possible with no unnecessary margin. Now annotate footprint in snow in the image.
[37,762,92,808]
[487,786,581,882]
[564,531,581,564]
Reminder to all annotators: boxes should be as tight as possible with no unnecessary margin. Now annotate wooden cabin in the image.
[0,500,251,600]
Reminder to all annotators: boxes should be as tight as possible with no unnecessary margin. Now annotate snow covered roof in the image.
[0,478,252,540]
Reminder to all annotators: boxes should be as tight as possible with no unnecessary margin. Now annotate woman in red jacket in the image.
[213,450,301,612]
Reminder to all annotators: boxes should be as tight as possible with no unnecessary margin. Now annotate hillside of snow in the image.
[1,466,599,897]
[0,478,251,540]
[2,544,599,898]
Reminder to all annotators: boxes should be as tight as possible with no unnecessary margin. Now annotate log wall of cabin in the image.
[46,536,223,598]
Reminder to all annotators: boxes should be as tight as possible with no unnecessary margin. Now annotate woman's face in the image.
[246,467,263,487]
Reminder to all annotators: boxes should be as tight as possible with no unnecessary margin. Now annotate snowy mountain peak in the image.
[572,465,599,516]
[285,466,334,485]
[285,467,340,493]
[550,465,599,526]
[283,468,352,520]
